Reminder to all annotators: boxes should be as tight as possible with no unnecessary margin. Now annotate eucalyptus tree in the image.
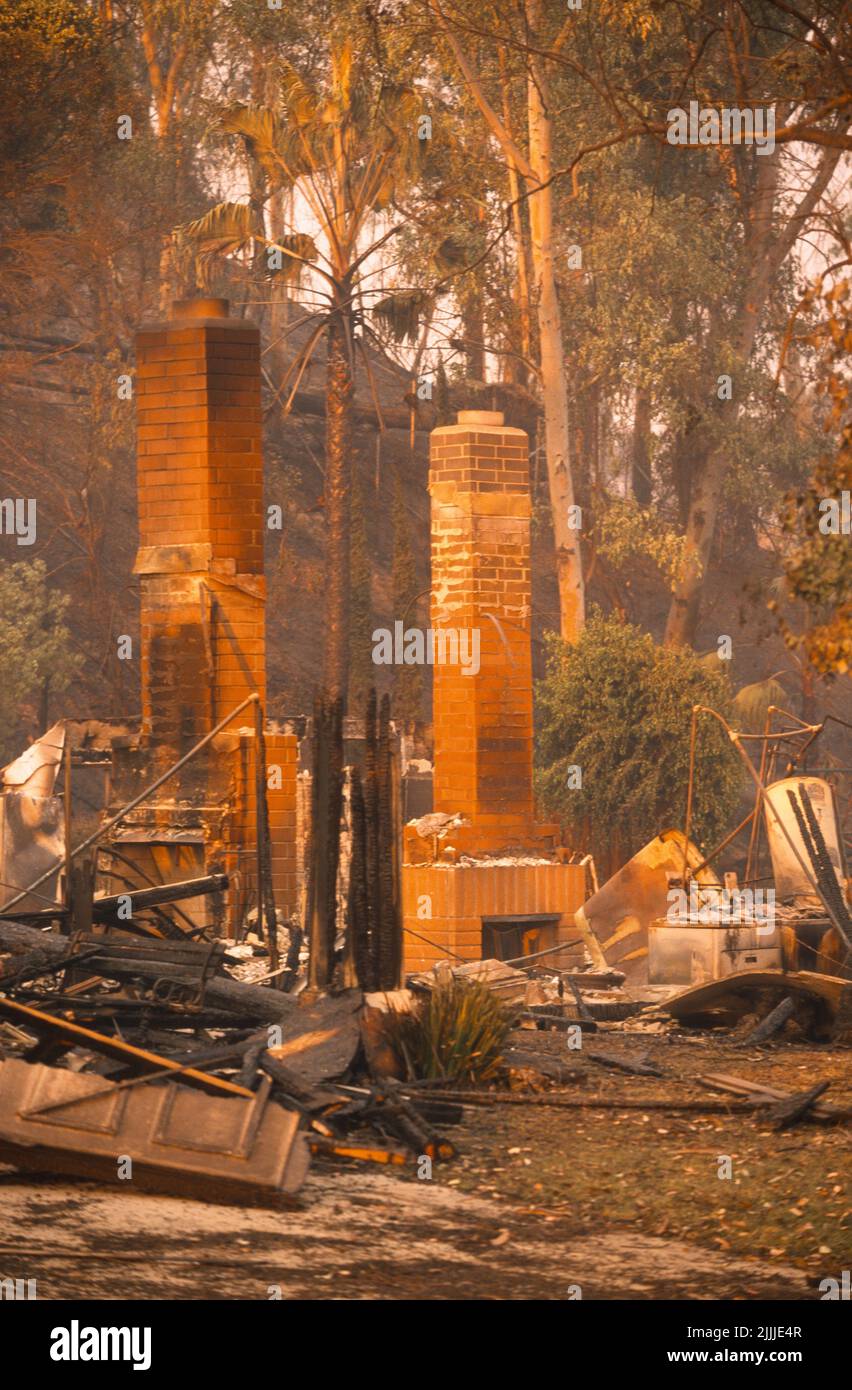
[125,0,221,308]
[570,0,852,648]
[650,0,850,644]
[425,0,586,641]
[423,0,851,651]
[779,274,852,678]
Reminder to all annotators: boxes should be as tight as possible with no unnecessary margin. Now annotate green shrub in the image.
[0,560,80,760]
[535,612,742,875]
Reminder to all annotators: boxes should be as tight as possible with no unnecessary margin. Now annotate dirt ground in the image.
[0,1026,849,1300]
[443,1027,852,1288]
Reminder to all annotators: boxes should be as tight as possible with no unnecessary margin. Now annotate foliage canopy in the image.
[0,560,80,760]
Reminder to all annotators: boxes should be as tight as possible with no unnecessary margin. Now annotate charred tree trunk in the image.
[377,693,400,988]
[348,768,372,989]
[306,692,344,992]
[324,298,354,705]
[253,702,279,975]
[348,690,402,992]
[364,688,381,989]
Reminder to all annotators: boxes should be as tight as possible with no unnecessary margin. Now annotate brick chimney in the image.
[400,411,585,970]
[112,296,300,937]
[430,410,534,849]
[134,297,265,754]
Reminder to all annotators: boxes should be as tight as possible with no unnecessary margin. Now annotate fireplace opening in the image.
[481,914,561,963]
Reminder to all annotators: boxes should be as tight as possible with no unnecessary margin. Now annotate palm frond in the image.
[280,64,321,127]
[376,84,424,169]
[181,200,255,253]
[371,290,430,345]
[260,233,319,283]
[221,103,309,185]
[221,104,278,155]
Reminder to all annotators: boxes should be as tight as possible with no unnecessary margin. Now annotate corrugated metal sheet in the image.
[574,830,718,985]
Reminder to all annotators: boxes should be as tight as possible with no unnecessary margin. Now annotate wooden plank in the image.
[398,1088,759,1113]
[696,1071,851,1123]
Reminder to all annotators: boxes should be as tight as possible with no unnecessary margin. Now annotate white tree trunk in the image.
[526,34,584,641]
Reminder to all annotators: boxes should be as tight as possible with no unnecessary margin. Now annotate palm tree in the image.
[181,40,425,703]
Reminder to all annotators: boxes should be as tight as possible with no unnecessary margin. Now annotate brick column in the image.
[134,298,265,755]
[429,410,533,847]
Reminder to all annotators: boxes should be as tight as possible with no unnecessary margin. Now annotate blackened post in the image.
[63,725,72,914]
[254,698,279,973]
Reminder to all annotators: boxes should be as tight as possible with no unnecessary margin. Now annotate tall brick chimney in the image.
[134,297,265,756]
[105,296,299,938]
[430,410,534,850]
[401,410,586,972]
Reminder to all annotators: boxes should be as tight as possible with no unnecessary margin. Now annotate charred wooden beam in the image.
[348,767,372,991]
[254,701,279,973]
[0,919,299,1025]
[377,693,401,990]
[769,1080,831,1130]
[0,873,230,925]
[584,1049,665,1078]
[348,690,402,992]
[364,688,381,990]
[93,874,229,919]
[738,995,796,1046]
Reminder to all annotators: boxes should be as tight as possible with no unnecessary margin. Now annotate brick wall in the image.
[402,862,587,973]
